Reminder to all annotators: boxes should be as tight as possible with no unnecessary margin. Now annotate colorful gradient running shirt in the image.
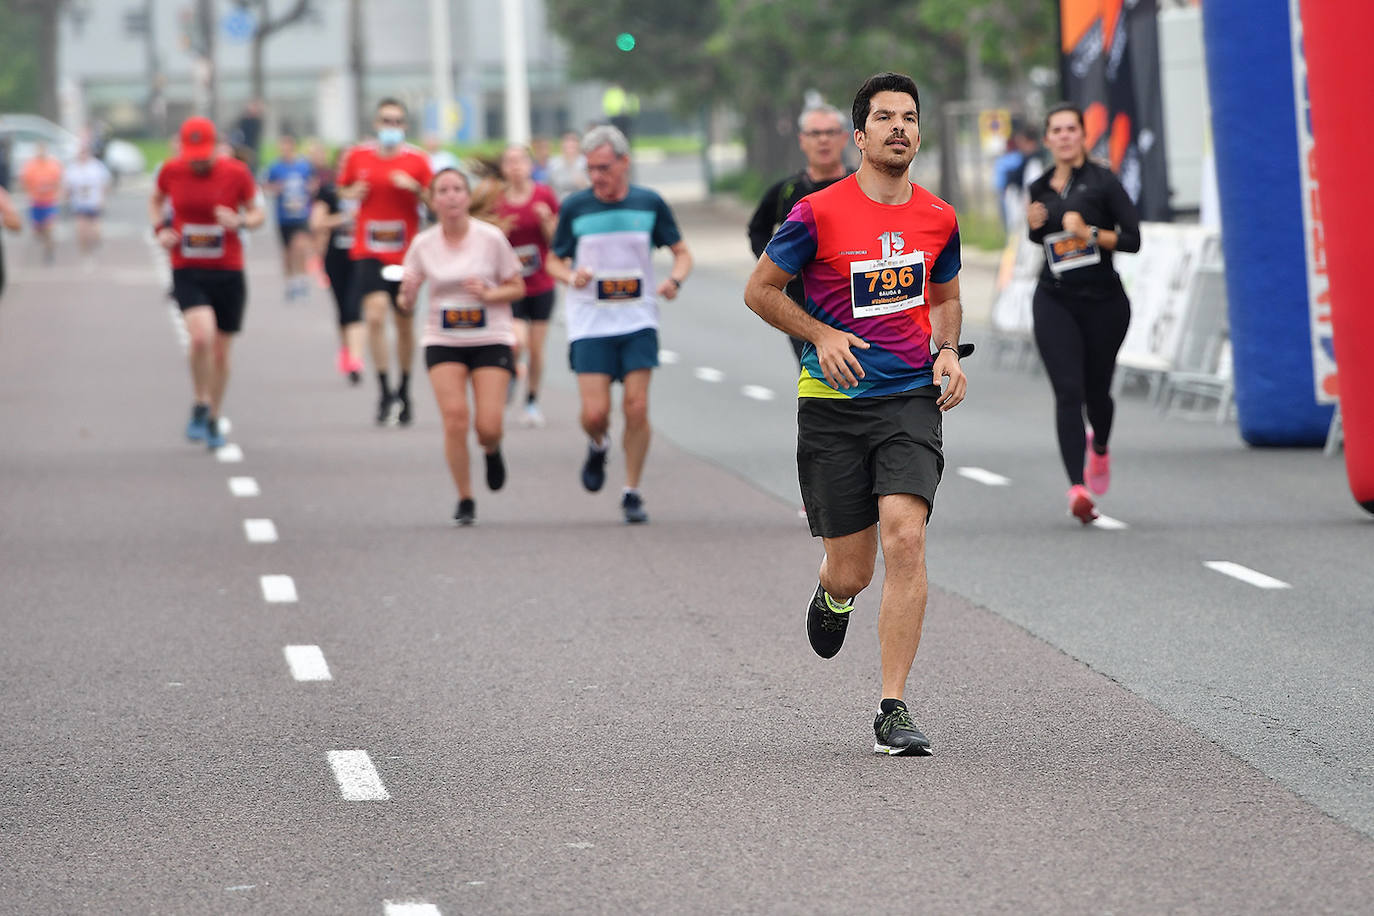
[765,175,960,399]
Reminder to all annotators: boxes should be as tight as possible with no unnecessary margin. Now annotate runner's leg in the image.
[208,331,233,418]
[1081,286,1131,453]
[1032,287,1089,485]
[818,524,878,604]
[527,319,550,401]
[183,305,216,405]
[364,290,391,375]
[621,368,652,489]
[874,493,930,700]
[430,361,474,499]
[577,373,613,445]
[471,365,510,455]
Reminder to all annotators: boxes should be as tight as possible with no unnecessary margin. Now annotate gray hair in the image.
[797,103,847,133]
[582,124,630,158]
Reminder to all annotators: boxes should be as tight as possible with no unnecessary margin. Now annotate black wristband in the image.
[938,343,959,358]
[668,277,682,290]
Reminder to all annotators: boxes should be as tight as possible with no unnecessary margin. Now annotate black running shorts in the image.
[511,289,556,322]
[796,388,944,539]
[349,257,401,314]
[425,343,515,373]
[172,268,247,334]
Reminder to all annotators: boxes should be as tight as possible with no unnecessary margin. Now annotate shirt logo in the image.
[878,231,905,260]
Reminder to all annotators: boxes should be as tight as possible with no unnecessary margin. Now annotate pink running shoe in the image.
[336,346,350,376]
[1067,484,1099,525]
[1085,429,1111,495]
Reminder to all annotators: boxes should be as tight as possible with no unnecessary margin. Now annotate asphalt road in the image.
[1,181,1371,914]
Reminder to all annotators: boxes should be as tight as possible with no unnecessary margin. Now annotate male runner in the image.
[62,143,112,271]
[338,99,433,425]
[546,125,692,524]
[744,73,967,756]
[151,116,265,450]
[747,102,852,366]
[20,143,62,265]
[264,133,316,300]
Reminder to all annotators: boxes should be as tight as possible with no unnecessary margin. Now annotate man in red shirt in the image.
[150,116,265,450]
[338,98,433,425]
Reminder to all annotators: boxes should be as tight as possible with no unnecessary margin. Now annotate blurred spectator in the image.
[530,136,552,184]
[546,131,588,200]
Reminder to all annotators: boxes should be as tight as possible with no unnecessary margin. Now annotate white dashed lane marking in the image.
[384,902,442,915]
[283,645,332,681]
[260,574,298,603]
[243,519,278,543]
[328,750,390,801]
[741,385,775,401]
[228,476,260,497]
[694,366,725,383]
[215,444,244,463]
[1092,514,1129,530]
[956,466,1011,486]
[658,349,680,365]
[1204,561,1291,589]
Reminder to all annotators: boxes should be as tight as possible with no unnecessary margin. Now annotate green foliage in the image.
[711,168,770,203]
[0,1,42,113]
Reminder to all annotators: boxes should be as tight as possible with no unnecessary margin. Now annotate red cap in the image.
[179,116,217,160]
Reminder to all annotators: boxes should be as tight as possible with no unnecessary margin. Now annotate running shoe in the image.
[454,498,476,526]
[1085,430,1111,496]
[376,393,394,426]
[520,402,546,428]
[185,403,210,442]
[205,418,226,451]
[580,443,607,492]
[485,450,506,491]
[336,346,350,378]
[1067,484,1099,524]
[396,393,413,426]
[873,701,933,756]
[621,490,648,524]
[806,582,853,659]
[346,354,364,386]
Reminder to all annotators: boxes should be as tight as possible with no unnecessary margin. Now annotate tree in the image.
[237,0,315,104]
[2,0,67,120]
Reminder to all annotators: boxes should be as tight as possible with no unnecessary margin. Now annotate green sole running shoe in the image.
[806,582,852,658]
[873,701,932,756]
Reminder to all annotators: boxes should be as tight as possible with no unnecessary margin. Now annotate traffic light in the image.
[615,32,636,52]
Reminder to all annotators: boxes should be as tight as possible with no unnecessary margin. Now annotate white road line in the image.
[1204,561,1291,589]
[741,384,775,401]
[244,519,278,543]
[956,466,1011,486]
[260,574,298,603]
[1092,514,1129,530]
[215,444,244,463]
[384,902,441,916]
[658,349,680,364]
[283,645,332,681]
[694,366,725,383]
[328,750,390,801]
[228,477,260,497]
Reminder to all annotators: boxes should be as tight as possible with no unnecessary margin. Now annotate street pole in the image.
[500,0,531,145]
[429,0,454,141]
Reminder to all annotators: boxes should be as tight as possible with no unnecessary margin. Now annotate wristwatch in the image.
[1089,226,1100,244]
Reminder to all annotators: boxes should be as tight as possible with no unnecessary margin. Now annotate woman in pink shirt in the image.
[399,168,526,525]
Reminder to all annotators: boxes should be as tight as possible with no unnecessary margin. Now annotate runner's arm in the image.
[744,253,869,389]
[475,270,526,304]
[0,188,21,231]
[545,255,591,288]
[658,240,692,300]
[928,277,967,411]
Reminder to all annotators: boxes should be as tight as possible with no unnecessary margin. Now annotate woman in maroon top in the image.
[493,144,560,427]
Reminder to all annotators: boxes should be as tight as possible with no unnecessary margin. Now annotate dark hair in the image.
[1043,103,1085,133]
[376,97,407,116]
[852,72,921,132]
[430,166,470,193]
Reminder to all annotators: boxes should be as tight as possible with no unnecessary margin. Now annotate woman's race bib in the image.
[515,244,542,277]
[181,224,225,259]
[1044,230,1101,274]
[436,298,487,330]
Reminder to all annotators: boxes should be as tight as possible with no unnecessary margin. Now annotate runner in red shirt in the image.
[337,98,433,425]
[492,144,559,427]
[149,116,265,450]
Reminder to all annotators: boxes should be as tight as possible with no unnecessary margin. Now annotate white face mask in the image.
[378,127,404,148]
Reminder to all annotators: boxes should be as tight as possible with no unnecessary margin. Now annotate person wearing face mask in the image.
[338,98,434,426]
[150,116,266,450]
[398,168,526,526]
[1026,103,1141,524]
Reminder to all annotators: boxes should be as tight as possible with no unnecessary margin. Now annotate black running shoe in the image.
[873,701,932,756]
[454,498,476,526]
[348,370,361,386]
[376,393,394,426]
[806,582,852,659]
[621,491,648,523]
[485,450,506,491]
[397,393,412,426]
[580,444,607,492]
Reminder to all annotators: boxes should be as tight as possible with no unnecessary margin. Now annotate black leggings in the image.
[1032,282,1130,486]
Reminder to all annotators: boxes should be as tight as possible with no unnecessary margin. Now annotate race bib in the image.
[365,220,406,253]
[849,250,925,318]
[594,270,644,306]
[515,244,542,277]
[334,199,359,249]
[1044,230,1101,274]
[437,299,487,330]
[180,223,225,259]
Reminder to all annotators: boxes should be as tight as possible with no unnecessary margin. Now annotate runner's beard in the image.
[869,147,914,177]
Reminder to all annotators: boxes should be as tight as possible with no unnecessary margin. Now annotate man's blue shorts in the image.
[568,327,659,382]
[30,204,57,226]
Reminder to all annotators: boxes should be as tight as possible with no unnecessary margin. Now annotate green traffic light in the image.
[616,32,636,52]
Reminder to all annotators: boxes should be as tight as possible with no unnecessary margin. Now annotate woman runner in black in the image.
[1027,103,1141,523]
